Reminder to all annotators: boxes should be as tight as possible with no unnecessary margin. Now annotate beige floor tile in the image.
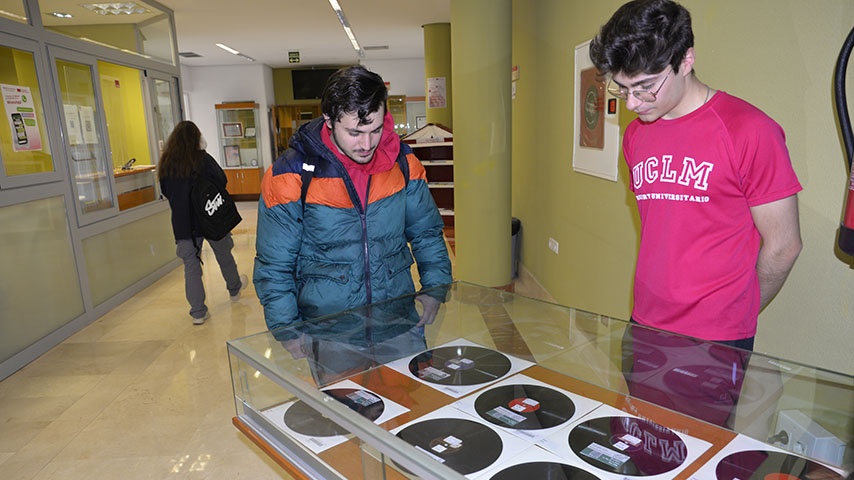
[31,456,181,480]
[0,373,103,399]
[0,420,51,452]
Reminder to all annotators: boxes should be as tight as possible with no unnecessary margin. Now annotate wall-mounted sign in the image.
[2,84,43,152]
[288,51,300,64]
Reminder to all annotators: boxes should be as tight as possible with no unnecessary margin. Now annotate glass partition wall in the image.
[0,0,182,380]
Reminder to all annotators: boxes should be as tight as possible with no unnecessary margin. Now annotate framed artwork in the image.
[222,122,243,138]
[224,145,241,167]
[243,127,256,138]
[572,40,620,182]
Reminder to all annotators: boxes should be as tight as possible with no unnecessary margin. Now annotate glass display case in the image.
[227,282,853,480]
[216,102,261,168]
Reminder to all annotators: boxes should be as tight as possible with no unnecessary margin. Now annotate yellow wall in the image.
[47,24,138,53]
[97,61,151,168]
[511,0,854,374]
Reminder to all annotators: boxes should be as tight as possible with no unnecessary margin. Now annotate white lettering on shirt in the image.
[632,155,714,193]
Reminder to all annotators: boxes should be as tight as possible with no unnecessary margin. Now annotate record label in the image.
[475,384,576,430]
[568,415,686,476]
[409,346,512,386]
[489,461,603,480]
[396,417,503,475]
[715,449,843,480]
[283,388,385,437]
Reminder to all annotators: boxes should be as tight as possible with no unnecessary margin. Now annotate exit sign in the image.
[288,51,300,64]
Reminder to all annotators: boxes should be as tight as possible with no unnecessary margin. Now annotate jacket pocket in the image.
[298,259,351,284]
[383,246,414,279]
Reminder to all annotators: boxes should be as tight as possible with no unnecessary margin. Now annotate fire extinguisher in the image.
[835,25,854,256]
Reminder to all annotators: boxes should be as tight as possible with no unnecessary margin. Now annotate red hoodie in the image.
[321,110,400,209]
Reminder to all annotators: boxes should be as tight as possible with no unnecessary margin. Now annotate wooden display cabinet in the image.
[225,167,261,198]
[272,104,322,156]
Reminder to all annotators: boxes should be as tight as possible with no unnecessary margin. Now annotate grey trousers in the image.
[176,234,241,319]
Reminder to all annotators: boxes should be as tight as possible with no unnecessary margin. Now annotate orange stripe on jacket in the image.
[261,167,300,208]
[306,177,354,209]
[406,153,427,181]
[368,163,405,204]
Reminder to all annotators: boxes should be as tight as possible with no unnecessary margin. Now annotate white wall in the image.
[360,58,426,97]
[179,63,275,170]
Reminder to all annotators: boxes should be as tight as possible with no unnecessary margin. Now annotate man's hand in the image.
[280,335,307,359]
[415,294,441,327]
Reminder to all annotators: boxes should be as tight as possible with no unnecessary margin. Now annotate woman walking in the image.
[159,121,247,324]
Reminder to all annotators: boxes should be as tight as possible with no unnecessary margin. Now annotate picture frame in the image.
[222,122,243,138]
[243,127,256,138]
[224,145,241,167]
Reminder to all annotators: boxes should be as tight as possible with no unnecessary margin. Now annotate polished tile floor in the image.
[0,201,548,479]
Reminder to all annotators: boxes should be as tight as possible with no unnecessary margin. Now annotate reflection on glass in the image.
[97,60,155,210]
[40,1,175,65]
[56,59,113,214]
[0,0,27,24]
[0,45,54,176]
[0,196,84,364]
[152,78,177,158]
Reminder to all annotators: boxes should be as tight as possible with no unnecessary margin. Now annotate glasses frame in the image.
[608,68,671,103]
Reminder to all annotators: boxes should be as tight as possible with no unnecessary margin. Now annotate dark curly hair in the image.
[589,0,693,76]
[158,120,204,180]
[321,65,388,126]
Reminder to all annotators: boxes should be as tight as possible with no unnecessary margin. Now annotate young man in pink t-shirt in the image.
[590,0,802,351]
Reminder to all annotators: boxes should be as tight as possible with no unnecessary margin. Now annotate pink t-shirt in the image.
[623,91,802,341]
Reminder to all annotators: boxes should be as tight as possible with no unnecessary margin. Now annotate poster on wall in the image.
[572,41,620,182]
[63,104,83,146]
[1,84,43,152]
[427,77,446,109]
[78,106,98,144]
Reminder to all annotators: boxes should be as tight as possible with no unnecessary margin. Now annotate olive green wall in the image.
[511,0,854,374]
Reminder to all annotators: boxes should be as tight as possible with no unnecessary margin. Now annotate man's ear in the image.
[323,114,332,129]
[680,47,696,76]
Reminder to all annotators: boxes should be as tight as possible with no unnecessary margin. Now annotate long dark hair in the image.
[158,120,204,180]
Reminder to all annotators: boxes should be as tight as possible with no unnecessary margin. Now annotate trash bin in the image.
[511,217,521,278]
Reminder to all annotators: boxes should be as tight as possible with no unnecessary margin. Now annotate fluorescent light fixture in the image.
[49,12,73,18]
[0,9,27,21]
[215,43,240,55]
[81,3,149,15]
[237,53,256,62]
[327,0,364,57]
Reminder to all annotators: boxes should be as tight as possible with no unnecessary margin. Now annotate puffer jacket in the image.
[253,116,452,333]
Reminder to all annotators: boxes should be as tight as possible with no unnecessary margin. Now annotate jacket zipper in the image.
[362,177,372,304]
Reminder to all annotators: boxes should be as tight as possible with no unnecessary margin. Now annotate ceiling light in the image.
[80,3,150,15]
[0,9,27,21]
[237,53,255,62]
[215,43,240,55]
[49,12,73,18]
[327,0,364,57]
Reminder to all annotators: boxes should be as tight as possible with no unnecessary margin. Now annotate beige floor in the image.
[0,201,550,480]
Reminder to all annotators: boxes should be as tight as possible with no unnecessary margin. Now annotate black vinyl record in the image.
[395,417,503,475]
[475,383,576,430]
[283,388,384,437]
[568,415,687,476]
[715,449,843,480]
[408,345,512,386]
[490,461,602,480]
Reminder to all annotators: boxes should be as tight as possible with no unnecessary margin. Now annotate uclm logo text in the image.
[205,193,223,216]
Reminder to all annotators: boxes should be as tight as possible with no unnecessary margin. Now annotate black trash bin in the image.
[511,217,521,278]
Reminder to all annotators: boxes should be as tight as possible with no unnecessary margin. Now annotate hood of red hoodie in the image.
[321,110,400,176]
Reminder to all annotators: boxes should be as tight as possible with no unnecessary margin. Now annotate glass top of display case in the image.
[227,282,853,480]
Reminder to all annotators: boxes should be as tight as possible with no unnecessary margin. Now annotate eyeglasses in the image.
[607,69,671,102]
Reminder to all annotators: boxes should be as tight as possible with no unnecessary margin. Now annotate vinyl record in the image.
[663,365,737,401]
[490,461,602,480]
[408,345,512,386]
[283,388,384,437]
[568,415,687,476]
[395,417,503,475]
[474,383,576,430]
[715,449,843,480]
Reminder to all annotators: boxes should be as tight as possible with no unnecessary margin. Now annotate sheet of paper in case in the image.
[260,379,409,454]
[536,403,712,480]
[388,403,533,479]
[687,432,848,480]
[475,442,606,480]
[451,372,603,443]
[384,338,535,398]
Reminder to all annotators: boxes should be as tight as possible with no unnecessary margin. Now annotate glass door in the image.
[48,47,117,225]
[147,71,180,160]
